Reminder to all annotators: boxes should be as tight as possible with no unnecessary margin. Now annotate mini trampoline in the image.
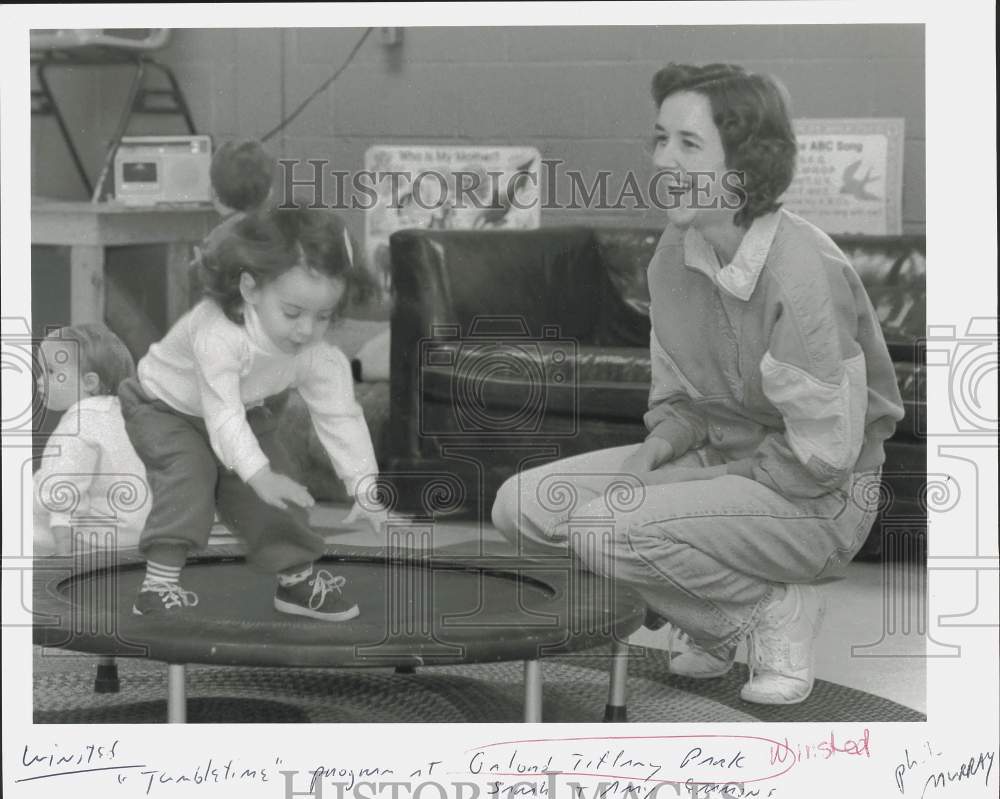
[33,545,646,723]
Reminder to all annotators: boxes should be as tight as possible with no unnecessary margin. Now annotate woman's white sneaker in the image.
[666,625,736,678]
[740,584,825,705]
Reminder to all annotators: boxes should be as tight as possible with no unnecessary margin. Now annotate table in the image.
[31,199,219,329]
[33,545,647,723]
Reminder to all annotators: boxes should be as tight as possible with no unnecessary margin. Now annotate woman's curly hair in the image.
[198,207,380,324]
[651,63,797,227]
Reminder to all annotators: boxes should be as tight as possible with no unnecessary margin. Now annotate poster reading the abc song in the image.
[364,145,541,289]
[782,118,904,235]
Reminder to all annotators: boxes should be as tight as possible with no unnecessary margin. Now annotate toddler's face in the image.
[37,338,84,412]
[244,266,346,355]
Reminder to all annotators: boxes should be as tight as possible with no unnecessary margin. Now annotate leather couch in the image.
[386,225,926,557]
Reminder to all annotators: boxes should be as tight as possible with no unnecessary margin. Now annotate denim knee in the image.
[559,496,620,573]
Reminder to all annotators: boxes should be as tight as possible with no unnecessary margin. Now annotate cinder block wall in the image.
[32,25,925,241]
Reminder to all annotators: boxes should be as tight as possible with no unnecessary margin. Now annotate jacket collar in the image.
[683,209,782,301]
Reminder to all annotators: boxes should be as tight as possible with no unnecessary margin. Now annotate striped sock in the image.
[277,564,313,587]
[143,561,183,590]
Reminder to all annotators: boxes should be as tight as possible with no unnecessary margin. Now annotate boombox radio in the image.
[113,135,213,206]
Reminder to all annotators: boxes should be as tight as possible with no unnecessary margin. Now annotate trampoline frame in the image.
[33,545,645,723]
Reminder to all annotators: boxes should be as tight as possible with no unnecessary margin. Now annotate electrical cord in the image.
[260,27,374,143]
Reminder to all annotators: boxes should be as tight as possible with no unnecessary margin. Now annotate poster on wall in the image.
[782,118,905,235]
[364,145,541,289]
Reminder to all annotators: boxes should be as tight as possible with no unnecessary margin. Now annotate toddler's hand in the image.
[248,467,315,511]
[343,500,389,535]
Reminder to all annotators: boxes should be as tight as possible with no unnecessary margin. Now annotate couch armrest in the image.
[387,226,603,458]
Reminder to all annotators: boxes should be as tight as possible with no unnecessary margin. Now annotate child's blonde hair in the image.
[47,324,136,396]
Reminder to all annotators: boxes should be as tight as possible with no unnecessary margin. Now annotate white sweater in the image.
[137,299,378,493]
[34,395,149,554]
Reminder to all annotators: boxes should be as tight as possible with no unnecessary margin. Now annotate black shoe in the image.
[132,580,199,616]
[273,570,360,622]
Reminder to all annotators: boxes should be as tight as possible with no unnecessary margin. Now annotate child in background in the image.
[34,324,149,556]
[206,138,276,247]
[189,139,277,304]
[120,206,386,622]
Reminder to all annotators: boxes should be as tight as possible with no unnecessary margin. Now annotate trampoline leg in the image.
[603,638,630,722]
[523,660,543,722]
[94,655,120,694]
[167,664,187,723]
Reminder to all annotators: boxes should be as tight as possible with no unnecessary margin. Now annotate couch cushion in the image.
[419,343,652,424]
[418,340,924,438]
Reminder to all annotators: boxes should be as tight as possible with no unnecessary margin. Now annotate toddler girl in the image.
[120,206,385,621]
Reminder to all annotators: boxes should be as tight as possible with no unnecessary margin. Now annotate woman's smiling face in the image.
[651,90,734,230]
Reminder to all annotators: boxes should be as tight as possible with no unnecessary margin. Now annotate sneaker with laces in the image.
[273,569,359,622]
[666,625,736,679]
[740,583,824,705]
[132,579,199,616]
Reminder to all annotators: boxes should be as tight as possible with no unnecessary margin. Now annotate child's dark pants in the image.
[118,377,325,573]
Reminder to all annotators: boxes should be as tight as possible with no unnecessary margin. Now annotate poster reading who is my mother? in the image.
[782,118,905,235]
[364,145,541,289]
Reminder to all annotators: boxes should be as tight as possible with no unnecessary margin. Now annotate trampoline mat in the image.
[36,554,645,668]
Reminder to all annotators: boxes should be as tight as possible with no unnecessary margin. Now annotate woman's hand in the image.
[343,500,389,535]
[621,438,675,476]
[247,466,315,511]
[643,465,728,486]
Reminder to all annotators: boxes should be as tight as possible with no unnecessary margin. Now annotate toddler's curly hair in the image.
[198,207,379,324]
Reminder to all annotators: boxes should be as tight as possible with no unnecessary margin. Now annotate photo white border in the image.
[3,3,996,798]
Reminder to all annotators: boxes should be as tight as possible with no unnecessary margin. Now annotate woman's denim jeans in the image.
[491,444,882,655]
